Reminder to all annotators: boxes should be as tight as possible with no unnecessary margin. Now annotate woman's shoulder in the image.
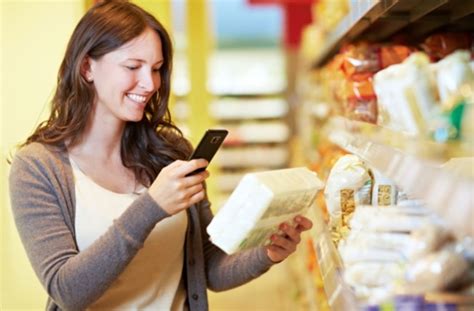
[12,142,67,167]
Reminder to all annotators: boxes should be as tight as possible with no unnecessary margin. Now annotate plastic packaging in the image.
[324,155,372,230]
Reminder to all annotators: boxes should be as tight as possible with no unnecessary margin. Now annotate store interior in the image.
[1,0,474,310]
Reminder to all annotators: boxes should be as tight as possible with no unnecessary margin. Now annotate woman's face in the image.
[87,27,164,123]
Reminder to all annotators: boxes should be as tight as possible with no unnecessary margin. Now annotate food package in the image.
[324,155,372,230]
[339,231,413,264]
[340,43,414,77]
[407,223,453,259]
[405,247,470,293]
[345,262,403,288]
[421,32,473,61]
[343,72,378,123]
[207,167,324,254]
[373,52,438,135]
[433,83,474,142]
[349,206,434,233]
[432,50,474,104]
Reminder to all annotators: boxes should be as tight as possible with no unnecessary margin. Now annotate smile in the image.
[127,93,147,104]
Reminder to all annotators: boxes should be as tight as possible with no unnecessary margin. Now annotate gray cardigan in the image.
[9,142,274,311]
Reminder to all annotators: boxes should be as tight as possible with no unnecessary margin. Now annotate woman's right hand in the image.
[148,159,210,215]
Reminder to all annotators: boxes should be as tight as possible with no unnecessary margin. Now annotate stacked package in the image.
[207,167,324,254]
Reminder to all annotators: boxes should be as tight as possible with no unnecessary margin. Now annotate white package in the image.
[374,52,438,135]
[433,50,474,104]
[207,167,324,254]
[324,155,371,228]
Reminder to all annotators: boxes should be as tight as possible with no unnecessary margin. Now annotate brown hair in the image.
[25,0,191,186]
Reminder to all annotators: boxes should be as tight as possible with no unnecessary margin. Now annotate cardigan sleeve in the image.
[9,146,170,311]
[197,198,275,291]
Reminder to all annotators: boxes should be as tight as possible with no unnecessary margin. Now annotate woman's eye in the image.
[126,66,139,70]
[152,67,161,73]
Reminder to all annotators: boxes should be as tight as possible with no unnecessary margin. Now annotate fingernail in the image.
[295,216,301,222]
[280,223,287,230]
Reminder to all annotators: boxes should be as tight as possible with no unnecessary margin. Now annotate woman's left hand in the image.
[266,215,313,263]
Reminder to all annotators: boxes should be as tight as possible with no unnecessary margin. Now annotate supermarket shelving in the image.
[308,203,357,311]
[312,0,474,68]
[324,116,474,238]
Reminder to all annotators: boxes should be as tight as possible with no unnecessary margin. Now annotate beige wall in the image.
[1,1,83,309]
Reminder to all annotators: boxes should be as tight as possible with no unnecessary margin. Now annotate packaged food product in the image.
[434,83,474,142]
[344,72,378,123]
[421,32,473,61]
[349,206,434,233]
[407,223,454,259]
[405,248,470,293]
[432,50,474,104]
[324,155,372,230]
[344,261,403,291]
[207,167,324,254]
[373,52,438,135]
[340,43,415,77]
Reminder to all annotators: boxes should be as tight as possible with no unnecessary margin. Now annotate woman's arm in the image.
[197,199,275,291]
[9,149,170,311]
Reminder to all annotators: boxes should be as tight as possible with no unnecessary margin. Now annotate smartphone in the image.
[186,129,228,176]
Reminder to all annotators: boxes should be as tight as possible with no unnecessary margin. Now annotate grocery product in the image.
[432,50,474,104]
[324,155,372,230]
[207,167,324,254]
[421,32,473,61]
[373,52,438,135]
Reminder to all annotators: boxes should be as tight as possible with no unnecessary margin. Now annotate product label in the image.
[377,185,392,206]
[340,189,355,226]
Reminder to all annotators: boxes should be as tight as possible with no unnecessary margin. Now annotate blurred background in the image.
[2,0,474,310]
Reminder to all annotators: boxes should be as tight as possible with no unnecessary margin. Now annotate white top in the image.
[71,158,188,311]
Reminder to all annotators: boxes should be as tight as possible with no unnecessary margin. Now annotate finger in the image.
[182,170,210,187]
[187,188,206,206]
[294,216,313,231]
[270,234,295,252]
[183,183,204,199]
[279,223,301,244]
[175,159,208,177]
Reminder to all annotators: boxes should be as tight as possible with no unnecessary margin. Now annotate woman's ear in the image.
[81,56,94,83]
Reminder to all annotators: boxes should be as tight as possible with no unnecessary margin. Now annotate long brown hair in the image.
[25,0,192,186]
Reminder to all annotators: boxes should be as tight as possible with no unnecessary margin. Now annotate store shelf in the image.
[308,204,357,311]
[325,117,474,238]
[312,0,474,68]
[210,97,288,120]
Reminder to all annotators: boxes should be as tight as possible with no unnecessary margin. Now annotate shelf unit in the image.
[312,0,474,68]
[308,204,357,311]
[325,116,474,238]
[299,0,474,309]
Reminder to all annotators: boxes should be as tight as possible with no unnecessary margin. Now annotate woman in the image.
[9,1,312,310]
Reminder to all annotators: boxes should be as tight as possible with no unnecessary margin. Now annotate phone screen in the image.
[187,129,228,176]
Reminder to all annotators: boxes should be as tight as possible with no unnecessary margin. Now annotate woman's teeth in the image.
[127,93,146,103]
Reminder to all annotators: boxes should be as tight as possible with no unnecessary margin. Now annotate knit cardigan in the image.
[9,142,274,311]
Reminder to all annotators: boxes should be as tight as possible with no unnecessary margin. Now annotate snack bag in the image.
[344,72,378,123]
[324,155,372,231]
[421,32,473,61]
[373,52,438,135]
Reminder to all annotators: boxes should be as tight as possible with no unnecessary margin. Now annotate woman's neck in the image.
[69,112,126,163]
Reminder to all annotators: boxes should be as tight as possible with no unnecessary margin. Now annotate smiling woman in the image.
[84,27,164,123]
[7,1,312,310]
